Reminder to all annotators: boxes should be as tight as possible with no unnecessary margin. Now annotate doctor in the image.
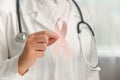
[0,0,100,80]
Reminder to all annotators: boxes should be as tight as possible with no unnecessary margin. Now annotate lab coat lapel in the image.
[20,0,71,32]
[35,12,55,31]
[20,0,55,31]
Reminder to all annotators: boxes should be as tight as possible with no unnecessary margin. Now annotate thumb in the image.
[46,31,59,46]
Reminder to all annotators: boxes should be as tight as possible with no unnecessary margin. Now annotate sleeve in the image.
[0,9,33,80]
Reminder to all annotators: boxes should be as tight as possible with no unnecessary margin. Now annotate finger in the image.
[29,31,59,46]
[35,51,45,58]
[47,38,57,46]
[32,43,47,51]
[41,31,59,45]
[32,35,48,43]
[45,31,59,39]
[31,31,59,39]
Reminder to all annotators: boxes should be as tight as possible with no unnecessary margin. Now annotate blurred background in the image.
[76,0,120,80]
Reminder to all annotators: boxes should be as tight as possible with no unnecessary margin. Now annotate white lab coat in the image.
[0,0,100,80]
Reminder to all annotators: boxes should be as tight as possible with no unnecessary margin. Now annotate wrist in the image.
[18,53,28,75]
[18,63,28,76]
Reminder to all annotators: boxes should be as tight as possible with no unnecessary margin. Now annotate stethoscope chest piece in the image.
[15,32,28,43]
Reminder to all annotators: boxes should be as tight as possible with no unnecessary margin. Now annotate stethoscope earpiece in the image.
[15,32,28,43]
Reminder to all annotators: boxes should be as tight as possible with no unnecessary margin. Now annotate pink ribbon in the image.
[53,18,71,59]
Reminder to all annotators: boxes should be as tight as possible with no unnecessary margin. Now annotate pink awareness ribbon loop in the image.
[53,18,72,59]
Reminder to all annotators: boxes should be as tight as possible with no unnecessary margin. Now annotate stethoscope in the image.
[15,0,101,71]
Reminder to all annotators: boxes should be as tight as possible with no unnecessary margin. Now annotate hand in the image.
[18,31,59,75]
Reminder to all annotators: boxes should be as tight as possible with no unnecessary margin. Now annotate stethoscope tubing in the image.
[72,0,94,36]
[72,0,100,71]
[16,0,22,33]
